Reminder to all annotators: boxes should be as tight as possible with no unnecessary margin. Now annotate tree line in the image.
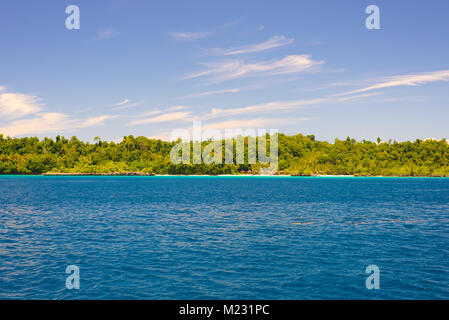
[0,133,448,176]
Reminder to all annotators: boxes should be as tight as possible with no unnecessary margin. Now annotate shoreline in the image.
[0,173,447,178]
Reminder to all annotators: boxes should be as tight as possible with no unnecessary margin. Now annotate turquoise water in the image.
[0,176,448,299]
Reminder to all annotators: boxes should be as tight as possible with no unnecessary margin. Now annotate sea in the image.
[0,176,448,299]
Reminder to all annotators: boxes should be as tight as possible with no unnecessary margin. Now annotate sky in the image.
[0,0,448,142]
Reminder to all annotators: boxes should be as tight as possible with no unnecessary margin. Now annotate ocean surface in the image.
[0,175,448,299]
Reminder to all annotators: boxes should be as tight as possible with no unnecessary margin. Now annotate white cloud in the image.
[140,105,186,117]
[202,117,310,132]
[212,35,294,55]
[140,109,164,117]
[161,117,310,141]
[334,92,381,101]
[183,88,241,98]
[95,28,117,40]
[0,87,116,136]
[185,54,324,82]
[0,90,42,119]
[113,99,143,110]
[204,92,381,120]
[339,70,449,96]
[112,99,129,106]
[128,111,192,126]
[82,115,116,127]
[206,98,326,119]
[0,113,69,136]
[165,105,186,112]
[0,113,115,137]
[169,31,212,42]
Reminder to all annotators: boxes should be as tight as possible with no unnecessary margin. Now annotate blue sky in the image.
[0,0,448,142]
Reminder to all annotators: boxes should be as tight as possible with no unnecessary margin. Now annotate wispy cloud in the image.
[212,35,294,55]
[140,105,186,117]
[206,98,326,119]
[0,113,114,137]
[184,54,324,82]
[202,117,310,131]
[338,70,449,96]
[334,92,381,102]
[95,28,117,40]
[205,92,381,120]
[128,108,192,126]
[82,115,116,127]
[182,88,241,98]
[112,99,143,110]
[169,31,212,42]
[112,99,129,106]
[0,89,42,119]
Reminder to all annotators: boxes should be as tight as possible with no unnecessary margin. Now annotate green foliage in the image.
[0,133,448,176]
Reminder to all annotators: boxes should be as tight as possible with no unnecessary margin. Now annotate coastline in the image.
[0,173,446,178]
[41,172,156,176]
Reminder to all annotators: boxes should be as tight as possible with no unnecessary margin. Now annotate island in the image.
[1,133,448,177]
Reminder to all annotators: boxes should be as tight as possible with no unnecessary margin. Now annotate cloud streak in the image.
[182,88,241,98]
[113,99,143,110]
[206,98,326,119]
[83,115,116,127]
[205,92,381,120]
[112,99,129,106]
[185,54,324,82]
[169,31,212,42]
[128,109,192,126]
[212,35,294,55]
[338,70,449,96]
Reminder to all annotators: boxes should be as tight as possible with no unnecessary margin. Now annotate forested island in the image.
[0,133,449,176]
